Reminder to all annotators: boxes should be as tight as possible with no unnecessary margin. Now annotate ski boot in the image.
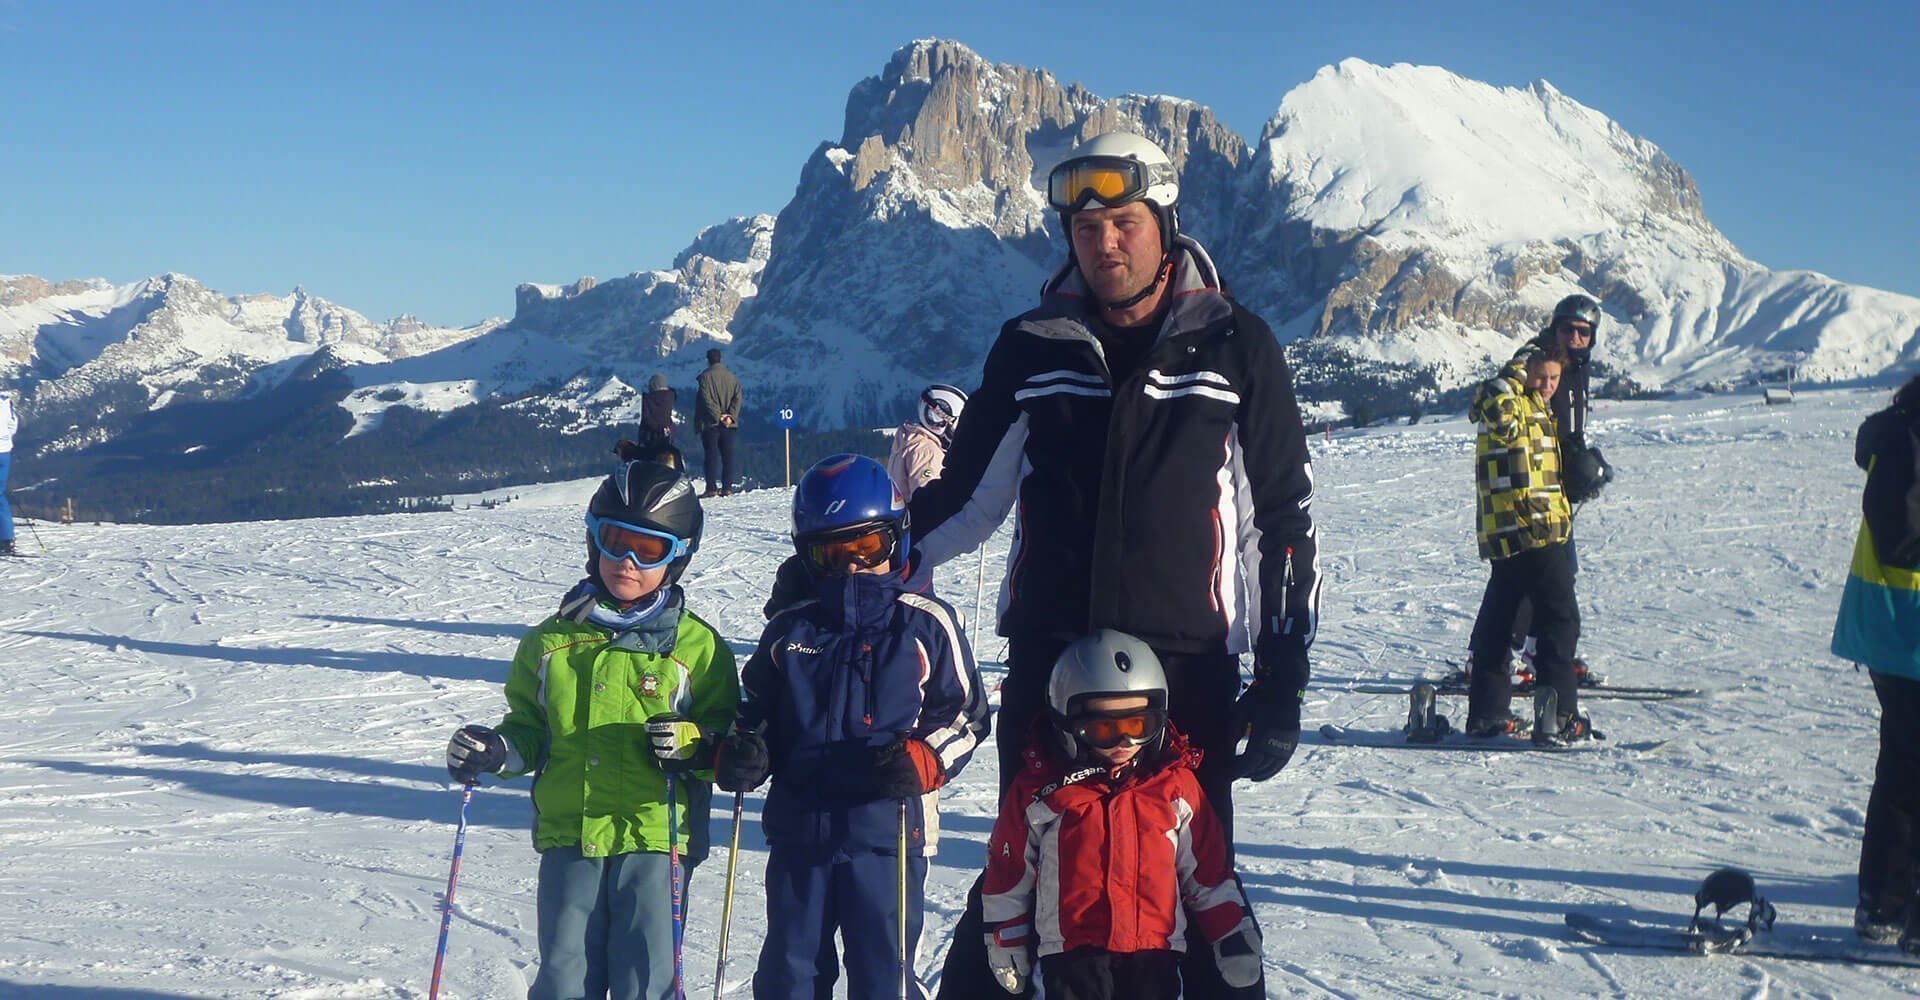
[1530,689,1600,746]
[1464,711,1526,739]
[0,539,13,557]
[1404,682,1452,743]
[1855,900,1903,944]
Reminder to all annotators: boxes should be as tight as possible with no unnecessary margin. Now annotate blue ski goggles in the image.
[585,514,689,569]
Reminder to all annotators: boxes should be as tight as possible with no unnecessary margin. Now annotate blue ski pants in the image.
[754,846,929,999]
[530,846,693,1000]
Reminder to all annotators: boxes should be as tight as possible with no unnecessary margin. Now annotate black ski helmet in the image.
[1549,294,1602,338]
[586,460,704,589]
[1689,867,1777,936]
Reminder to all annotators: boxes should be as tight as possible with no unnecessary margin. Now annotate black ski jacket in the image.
[911,237,1320,693]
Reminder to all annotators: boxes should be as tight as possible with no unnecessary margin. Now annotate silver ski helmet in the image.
[1047,131,1180,256]
[1549,294,1602,338]
[1047,629,1170,761]
[585,460,704,589]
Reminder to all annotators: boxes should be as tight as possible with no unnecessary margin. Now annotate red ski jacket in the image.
[981,725,1252,959]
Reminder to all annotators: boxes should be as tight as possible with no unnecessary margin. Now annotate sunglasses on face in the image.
[1552,321,1594,339]
[586,514,689,569]
[799,524,898,573]
[1069,708,1167,750]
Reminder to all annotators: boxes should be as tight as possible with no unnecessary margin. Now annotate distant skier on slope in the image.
[1463,345,1591,745]
[1831,374,1920,954]
[0,386,16,557]
[888,384,966,498]
[442,460,737,1000]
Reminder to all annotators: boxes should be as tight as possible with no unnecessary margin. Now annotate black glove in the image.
[1565,446,1613,503]
[853,739,937,801]
[715,729,771,792]
[1231,681,1302,782]
[446,725,507,784]
[764,554,814,619]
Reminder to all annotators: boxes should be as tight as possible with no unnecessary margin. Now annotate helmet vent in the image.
[1115,651,1132,673]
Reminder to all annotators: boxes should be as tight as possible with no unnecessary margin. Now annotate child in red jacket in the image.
[981,629,1261,999]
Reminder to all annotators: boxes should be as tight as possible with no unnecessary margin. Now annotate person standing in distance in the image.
[0,387,16,557]
[888,384,967,498]
[911,131,1320,998]
[696,348,743,497]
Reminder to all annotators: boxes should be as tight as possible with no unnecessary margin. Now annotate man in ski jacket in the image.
[0,387,15,556]
[695,349,743,497]
[915,131,1315,999]
[1510,294,1610,503]
[1832,375,1920,952]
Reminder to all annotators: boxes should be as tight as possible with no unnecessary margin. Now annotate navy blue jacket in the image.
[736,553,989,857]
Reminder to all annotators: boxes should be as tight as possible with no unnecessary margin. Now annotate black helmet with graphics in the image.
[585,460,704,588]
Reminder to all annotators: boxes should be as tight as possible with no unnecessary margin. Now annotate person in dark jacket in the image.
[615,374,685,470]
[914,131,1317,999]
[1832,375,1920,953]
[695,349,743,497]
[1505,293,1613,677]
[716,454,989,998]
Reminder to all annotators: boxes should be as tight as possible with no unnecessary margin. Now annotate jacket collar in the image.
[1024,235,1233,349]
[809,550,933,631]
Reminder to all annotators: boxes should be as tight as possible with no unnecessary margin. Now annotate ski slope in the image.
[1,387,1914,998]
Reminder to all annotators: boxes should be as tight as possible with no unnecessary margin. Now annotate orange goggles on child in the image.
[1068,709,1167,750]
[586,514,688,569]
[799,523,901,573]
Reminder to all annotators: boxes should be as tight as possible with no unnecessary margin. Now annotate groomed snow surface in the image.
[1,388,1913,997]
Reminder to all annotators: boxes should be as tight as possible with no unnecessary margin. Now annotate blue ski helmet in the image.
[791,454,909,570]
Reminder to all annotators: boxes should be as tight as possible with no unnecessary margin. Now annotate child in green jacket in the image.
[445,460,738,1000]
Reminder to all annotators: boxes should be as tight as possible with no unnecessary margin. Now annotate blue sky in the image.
[1,2,1914,327]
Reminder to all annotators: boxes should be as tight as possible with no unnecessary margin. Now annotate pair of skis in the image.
[1343,664,1704,702]
[1320,681,1671,754]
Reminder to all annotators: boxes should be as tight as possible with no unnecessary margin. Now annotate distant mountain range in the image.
[5,39,1916,522]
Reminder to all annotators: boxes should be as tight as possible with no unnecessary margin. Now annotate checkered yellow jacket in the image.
[1472,362,1572,560]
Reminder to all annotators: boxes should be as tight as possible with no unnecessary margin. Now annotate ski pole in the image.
[972,548,985,633]
[897,797,909,1000]
[712,789,744,1000]
[667,772,686,1000]
[428,783,475,1000]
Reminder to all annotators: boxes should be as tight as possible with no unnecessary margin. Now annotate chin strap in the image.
[1100,255,1173,314]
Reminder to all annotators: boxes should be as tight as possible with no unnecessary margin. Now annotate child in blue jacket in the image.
[716,453,989,998]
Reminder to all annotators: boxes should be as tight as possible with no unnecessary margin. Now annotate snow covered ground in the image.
[1,386,1914,998]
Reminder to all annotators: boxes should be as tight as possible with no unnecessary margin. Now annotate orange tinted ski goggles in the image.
[800,524,899,572]
[587,514,688,569]
[1047,156,1151,212]
[1069,709,1167,749]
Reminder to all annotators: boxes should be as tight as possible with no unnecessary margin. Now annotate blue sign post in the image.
[775,406,798,486]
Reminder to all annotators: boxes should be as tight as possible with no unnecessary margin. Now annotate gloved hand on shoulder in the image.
[446,725,507,784]
[646,712,714,773]
[1212,919,1263,989]
[714,728,771,792]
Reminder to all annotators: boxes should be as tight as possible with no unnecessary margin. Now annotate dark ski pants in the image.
[935,634,1261,999]
[700,426,737,494]
[530,846,692,1000]
[1468,542,1580,723]
[755,846,930,999]
[1860,670,1920,919]
[0,451,13,543]
[1039,948,1181,1000]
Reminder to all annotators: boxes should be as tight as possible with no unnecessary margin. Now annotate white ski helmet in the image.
[918,384,967,443]
[1047,132,1180,254]
[1047,629,1170,762]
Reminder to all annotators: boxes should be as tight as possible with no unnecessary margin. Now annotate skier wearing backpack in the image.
[443,460,737,999]
[1832,375,1920,953]
[911,131,1317,999]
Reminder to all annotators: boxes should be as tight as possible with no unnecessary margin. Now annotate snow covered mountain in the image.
[0,272,498,453]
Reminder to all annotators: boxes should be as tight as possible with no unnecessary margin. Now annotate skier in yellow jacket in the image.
[1464,345,1588,745]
